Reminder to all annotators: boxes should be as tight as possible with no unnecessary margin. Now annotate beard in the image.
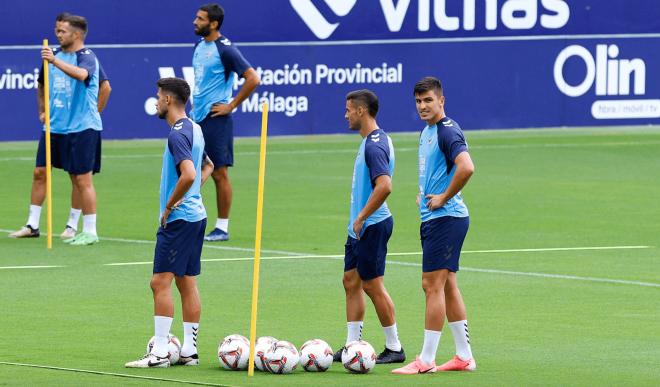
[194,24,211,37]
[157,107,168,119]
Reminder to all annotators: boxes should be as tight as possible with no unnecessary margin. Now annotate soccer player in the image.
[392,77,476,375]
[126,78,213,368]
[190,3,260,242]
[10,15,110,245]
[333,90,406,365]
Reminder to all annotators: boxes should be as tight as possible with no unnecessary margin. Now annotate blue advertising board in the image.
[1,0,659,141]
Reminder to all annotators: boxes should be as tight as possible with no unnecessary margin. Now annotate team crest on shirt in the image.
[428,137,433,146]
[206,51,212,59]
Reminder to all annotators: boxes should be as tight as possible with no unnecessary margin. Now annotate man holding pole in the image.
[126,78,214,368]
[9,15,109,245]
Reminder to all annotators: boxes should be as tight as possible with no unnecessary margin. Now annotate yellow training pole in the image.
[248,103,269,376]
[43,40,52,249]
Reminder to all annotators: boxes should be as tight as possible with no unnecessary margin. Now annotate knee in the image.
[75,176,92,189]
[33,168,46,182]
[212,167,229,182]
[150,277,167,294]
[361,281,383,299]
[422,277,440,296]
[342,275,360,294]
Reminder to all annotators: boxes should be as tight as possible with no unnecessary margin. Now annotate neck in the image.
[426,110,446,127]
[61,40,84,54]
[166,108,188,127]
[204,30,221,43]
[358,118,379,139]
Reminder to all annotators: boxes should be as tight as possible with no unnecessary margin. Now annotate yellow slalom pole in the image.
[248,103,269,376]
[43,39,52,249]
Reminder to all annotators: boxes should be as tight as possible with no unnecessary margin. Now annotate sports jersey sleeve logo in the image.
[173,122,183,130]
[370,132,380,142]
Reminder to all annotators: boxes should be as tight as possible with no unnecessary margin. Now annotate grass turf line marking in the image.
[0,265,65,269]
[0,229,305,256]
[2,140,660,162]
[0,361,233,387]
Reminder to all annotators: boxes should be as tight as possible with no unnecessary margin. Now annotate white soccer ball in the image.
[299,339,333,372]
[218,336,251,371]
[220,334,250,347]
[342,340,376,374]
[263,340,300,374]
[254,336,278,372]
[146,334,181,365]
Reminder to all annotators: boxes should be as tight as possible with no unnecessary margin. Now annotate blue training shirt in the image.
[189,36,252,123]
[38,47,103,134]
[418,116,469,221]
[159,118,208,224]
[348,129,395,239]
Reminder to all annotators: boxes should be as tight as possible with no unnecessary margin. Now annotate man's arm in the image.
[425,152,475,211]
[160,159,196,228]
[200,155,214,186]
[210,68,260,117]
[353,174,392,240]
[41,48,88,82]
[97,80,112,113]
[37,83,45,123]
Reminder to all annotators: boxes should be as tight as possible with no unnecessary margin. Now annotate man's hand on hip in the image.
[210,103,233,117]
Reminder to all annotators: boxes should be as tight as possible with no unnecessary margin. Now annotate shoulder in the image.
[216,36,242,56]
[76,48,97,60]
[438,117,465,140]
[365,129,390,154]
[194,38,204,49]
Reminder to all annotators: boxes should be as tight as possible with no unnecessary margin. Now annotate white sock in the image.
[181,322,199,357]
[382,323,402,351]
[449,320,473,360]
[82,214,97,236]
[153,316,173,358]
[346,321,363,346]
[420,329,442,365]
[67,208,82,231]
[27,205,42,229]
[215,218,228,232]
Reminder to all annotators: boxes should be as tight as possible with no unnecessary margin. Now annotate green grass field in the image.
[1,126,659,386]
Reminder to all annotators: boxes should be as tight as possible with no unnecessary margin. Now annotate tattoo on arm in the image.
[201,156,212,168]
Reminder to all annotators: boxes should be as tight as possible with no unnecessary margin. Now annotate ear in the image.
[439,96,445,106]
[211,20,219,30]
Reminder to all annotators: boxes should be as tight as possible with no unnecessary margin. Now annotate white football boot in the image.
[125,353,170,368]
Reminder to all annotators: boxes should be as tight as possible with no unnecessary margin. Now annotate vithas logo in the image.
[554,44,659,119]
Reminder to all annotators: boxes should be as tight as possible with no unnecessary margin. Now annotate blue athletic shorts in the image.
[66,129,102,175]
[421,216,469,273]
[197,112,233,168]
[154,218,207,277]
[36,131,67,170]
[344,216,393,281]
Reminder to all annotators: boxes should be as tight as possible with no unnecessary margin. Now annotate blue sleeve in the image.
[202,150,208,160]
[220,46,252,79]
[365,141,391,187]
[76,50,97,87]
[168,130,193,170]
[99,64,108,83]
[439,127,468,163]
[37,62,44,85]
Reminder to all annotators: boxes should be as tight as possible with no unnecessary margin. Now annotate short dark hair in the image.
[63,15,88,38]
[199,3,225,30]
[56,13,71,22]
[346,89,379,118]
[156,78,191,106]
[414,77,443,98]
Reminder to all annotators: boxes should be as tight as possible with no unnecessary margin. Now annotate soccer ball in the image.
[254,336,278,372]
[146,334,181,365]
[218,335,251,371]
[263,340,299,374]
[342,340,376,374]
[299,339,333,372]
[220,334,250,347]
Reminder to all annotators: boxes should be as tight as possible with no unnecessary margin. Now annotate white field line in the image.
[0,361,231,386]
[0,230,306,256]
[2,140,659,162]
[0,265,64,269]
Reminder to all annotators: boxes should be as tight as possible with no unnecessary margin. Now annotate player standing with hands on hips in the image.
[126,78,214,368]
[393,77,476,374]
[334,90,406,365]
[190,3,260,242]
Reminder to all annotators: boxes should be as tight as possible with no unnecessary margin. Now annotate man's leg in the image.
[343,268,366,344]
[10,167,47,238]
[440,272,476,369]
[175,275,201,360]
[69,172,99,245]
[63,174,82,236]
[151,272,175,357]
[362,276,405,363]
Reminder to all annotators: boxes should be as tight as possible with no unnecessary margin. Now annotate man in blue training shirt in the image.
[10,15,111,245]
[393,77,476,375]
[333,90,406,365]
[126,78,214,368]
[190,3,260,242]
